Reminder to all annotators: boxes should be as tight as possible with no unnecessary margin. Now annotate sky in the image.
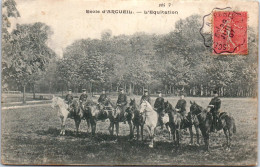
[8,0,259,57]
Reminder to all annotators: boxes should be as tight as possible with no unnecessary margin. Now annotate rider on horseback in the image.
[208,90,221,132]
[175,92,187,116]
[65,89,73,110]
[98,88,109,120]
[154,90,165,129]
[116,87,128,121]
[79,89,88,112]
[98,88,107,105]
[175,91,188,128]
[140,89,151,105]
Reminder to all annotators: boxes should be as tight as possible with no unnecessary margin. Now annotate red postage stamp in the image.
[212,11,248,55]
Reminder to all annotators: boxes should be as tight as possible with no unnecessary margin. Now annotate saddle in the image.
[219,112,228,119]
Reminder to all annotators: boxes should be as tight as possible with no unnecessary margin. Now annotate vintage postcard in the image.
[1,0,259,165]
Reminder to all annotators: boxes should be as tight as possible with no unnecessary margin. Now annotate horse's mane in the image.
[143,100,154,111]
[194,102,207,113]
[86,100,97,106]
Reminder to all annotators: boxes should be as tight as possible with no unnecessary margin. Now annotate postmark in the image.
[212,11,248,55]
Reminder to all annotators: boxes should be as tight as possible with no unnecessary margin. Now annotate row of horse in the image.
[52,96,236,151]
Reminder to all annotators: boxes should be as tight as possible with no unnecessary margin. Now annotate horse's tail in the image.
[232,118,236,134]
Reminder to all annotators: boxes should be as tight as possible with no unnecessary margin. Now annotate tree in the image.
[3,23,56,103]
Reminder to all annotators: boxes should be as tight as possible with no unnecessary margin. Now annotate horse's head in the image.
[129,98,136,109]
[52,95,58,108]
[52,95,62,108]
[140,100,153,113]
[165,101,177,113]
[190,101,202,115]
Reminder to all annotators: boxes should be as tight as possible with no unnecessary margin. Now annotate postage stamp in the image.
[212,11,248,55]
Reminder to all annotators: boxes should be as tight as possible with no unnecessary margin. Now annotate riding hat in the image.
[213,90,218,94]
[157,90,161,93]
[179,91,185,96]
[119,87,123,91]
[82,89,86,91]
[144,89,148,92]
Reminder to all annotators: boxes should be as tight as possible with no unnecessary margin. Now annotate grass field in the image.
[1,96,258,165]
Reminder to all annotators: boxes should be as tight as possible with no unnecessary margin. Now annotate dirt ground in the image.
[1,96,258,165]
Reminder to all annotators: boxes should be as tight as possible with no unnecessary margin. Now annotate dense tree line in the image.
[2,0,257,98]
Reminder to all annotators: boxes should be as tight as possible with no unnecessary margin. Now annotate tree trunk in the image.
[129,83,132,95]
[33,84,36,99]
[90,82,93,96]
[23,85,26,104]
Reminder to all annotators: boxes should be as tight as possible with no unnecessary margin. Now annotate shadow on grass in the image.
[36,127,219,153]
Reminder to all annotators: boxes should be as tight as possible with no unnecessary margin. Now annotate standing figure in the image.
[208,90,221,132]
[154,90,165,129]
[140,89,151,105]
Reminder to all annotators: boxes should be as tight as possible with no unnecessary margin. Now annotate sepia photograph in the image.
[1,0,259,165]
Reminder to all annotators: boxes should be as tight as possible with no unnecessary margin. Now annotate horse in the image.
[164,101,200,148]
[84,99,112,136]
[52,95,90,135]
[190,101,236,151]
[127,98,144,140]
[107,99,134,139]
[139,100,169,148]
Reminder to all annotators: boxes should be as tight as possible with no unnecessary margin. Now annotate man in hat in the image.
[79,89,88,111]
[116,87,128,121]
[175,92,187,117]
[208,90,221,132]
[140,89,151,105]
[154,91,165,129]
[65,89,74,111]
[98,89,107,105]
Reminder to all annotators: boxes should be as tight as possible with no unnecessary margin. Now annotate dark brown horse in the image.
[189,101,236,151]
[164,101,200,148]
[126,98,144,140]
[82,99,112,136]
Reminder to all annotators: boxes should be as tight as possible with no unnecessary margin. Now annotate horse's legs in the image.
[166,123,172,140]
[86,118,91,133]
[171,125,176,143]
[62,115,68,135]
[223,128,229,148]
[195,126,200,145]
[115,122,119,138]
[141,125,144,141]
[91,120,96,136]
[189,125,193,145]
[74,116,81,135]
[108,121,114,136]
[176,128,180,148]
[60,116,64,135]
[136,125,140,140]
[149,127,155,148]
[228,129,233,149]
[201,129,209,151]
[128,121,133,139]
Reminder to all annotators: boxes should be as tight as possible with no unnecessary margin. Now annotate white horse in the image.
[52,96,70,135]
[51,95,87,135]
[139,100,169,148]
